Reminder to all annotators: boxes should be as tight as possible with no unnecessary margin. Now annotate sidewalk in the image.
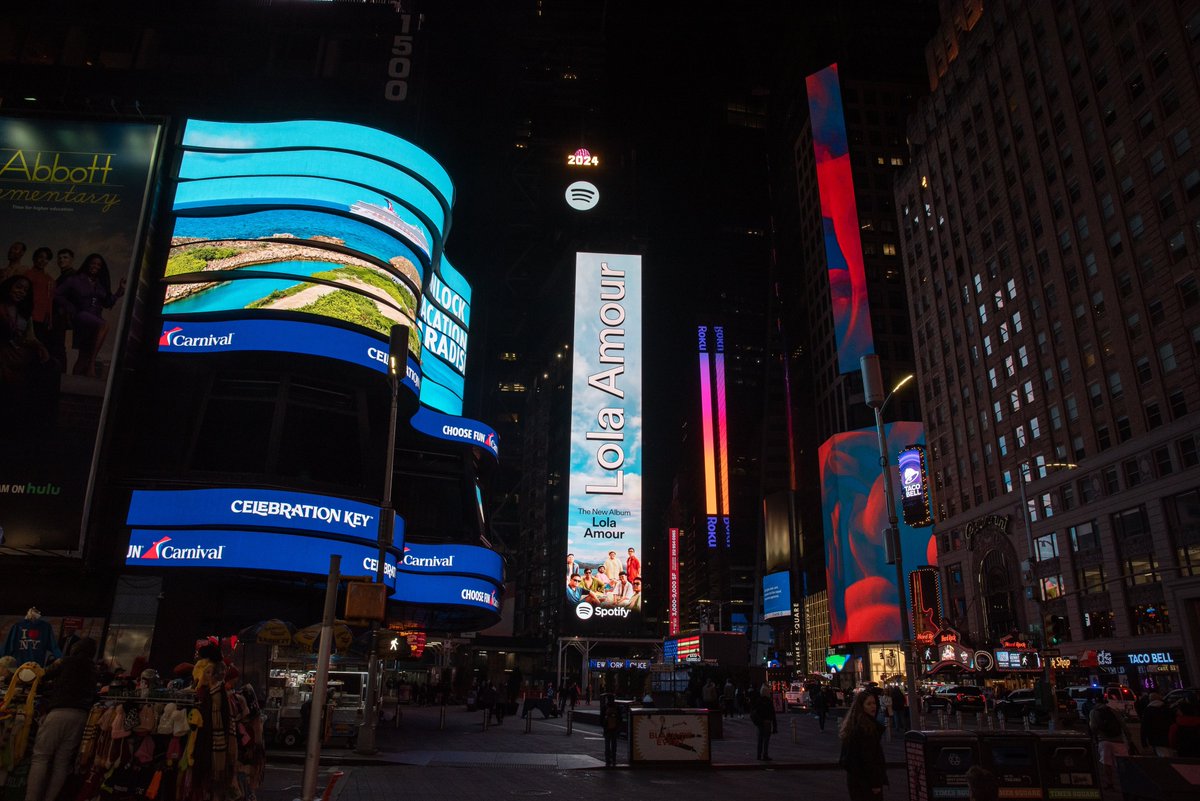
[267,703,970,770]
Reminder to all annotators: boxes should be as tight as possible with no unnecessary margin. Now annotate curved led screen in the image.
[180,119,454,218]
[127,488,399,543]
[126,529,400,588]
[819,421,938,644]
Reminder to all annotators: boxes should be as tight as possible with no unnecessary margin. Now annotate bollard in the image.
[999,713,1006,731]
[939,710,947,730]
[1023,715,1030,732]
[792,718,798,744]
[483,709,490,731]
[956,711,963,729]
[976,712,982,730]
[886,719,893,742]
[524,712,532,734]
[440,704,446,730]
[566,708,573,736]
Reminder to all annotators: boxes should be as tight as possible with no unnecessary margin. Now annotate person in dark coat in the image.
[1140,693,1174,756]
[600,694,621,767]
[812,683,830,731]
[24,638,98,801]
[752,684,777,761]
[839,689,888,800]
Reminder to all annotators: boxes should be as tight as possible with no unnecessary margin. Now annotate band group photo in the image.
[565,547,642,611]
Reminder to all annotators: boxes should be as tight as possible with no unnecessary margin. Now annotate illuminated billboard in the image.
[565,253,643,633]
[417,257,472,415]
[126,529,399,587]
[163,119,477,410]
[762,571,792,620]
[818,422,938,644]
[898,444,934,527]
[697,324,731,549]
[668,527,680,635]
[806,63,874,375]
[0,117,161,553]
[909,566,943,645]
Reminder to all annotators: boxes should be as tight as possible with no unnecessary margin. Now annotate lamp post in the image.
[356,324,408,755]
[1018,459,1077,732]
[860,354,918,722]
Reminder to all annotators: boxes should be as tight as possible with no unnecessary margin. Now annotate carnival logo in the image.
[159,326,235,349]
[143,535,172,559]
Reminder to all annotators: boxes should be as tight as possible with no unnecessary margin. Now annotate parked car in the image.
[923,684,986,713]
[994,688,1076,725]
[784,682,809,709]
[1163,687,1198,706]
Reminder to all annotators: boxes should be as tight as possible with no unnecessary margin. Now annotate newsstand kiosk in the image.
[906,730,1099,800]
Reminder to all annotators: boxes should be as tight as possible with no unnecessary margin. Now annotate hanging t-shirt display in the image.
[2,618,61,666]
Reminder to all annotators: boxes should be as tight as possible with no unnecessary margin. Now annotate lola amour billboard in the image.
[565,253,643,633]
[819,422,938,644]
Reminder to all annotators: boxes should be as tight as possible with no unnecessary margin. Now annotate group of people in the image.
[565,549,642,611]
[1,241,123,386]
[1090,689,1200,789]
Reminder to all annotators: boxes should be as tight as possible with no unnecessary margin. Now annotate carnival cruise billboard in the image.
[565,253,643,634]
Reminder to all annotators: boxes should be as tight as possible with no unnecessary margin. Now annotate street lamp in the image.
[860,354,918,719]
[1018,458,1077,732]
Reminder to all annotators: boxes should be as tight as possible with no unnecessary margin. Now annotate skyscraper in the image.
[896,0,1200,687]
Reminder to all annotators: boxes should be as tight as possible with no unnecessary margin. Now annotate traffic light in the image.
[375,632,411,658]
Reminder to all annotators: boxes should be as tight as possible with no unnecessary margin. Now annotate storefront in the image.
[1061,648,1187,694]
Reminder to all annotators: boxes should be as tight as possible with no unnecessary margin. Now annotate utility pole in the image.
[860,355,919,720]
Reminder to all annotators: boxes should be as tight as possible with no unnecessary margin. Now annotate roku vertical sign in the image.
[698,325,731,548]
[565,253,643,634]
[668,527,680,635]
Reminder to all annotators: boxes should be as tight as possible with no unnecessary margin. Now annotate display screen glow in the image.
[806,64,875,375]
[565,253,643,633]
[698,325,731,548]
[898,445,934,527]
[762,571,792,620]
[819,422,937,644]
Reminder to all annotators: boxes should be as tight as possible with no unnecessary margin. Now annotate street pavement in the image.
[259,703,1114,801]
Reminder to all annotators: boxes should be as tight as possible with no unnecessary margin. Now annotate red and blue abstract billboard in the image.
[806,63,874,375]
[819,422,938,644]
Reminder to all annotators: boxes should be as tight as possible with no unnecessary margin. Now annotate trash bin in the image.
[1116,756,1200,801]
[978,733,1042,799]
[904,730,981,800]
[1035,732,1100,800]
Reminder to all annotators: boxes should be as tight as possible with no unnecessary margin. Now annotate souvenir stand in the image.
[66,650,267,801]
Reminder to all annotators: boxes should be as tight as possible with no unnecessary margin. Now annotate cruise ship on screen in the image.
[349,199,430,256]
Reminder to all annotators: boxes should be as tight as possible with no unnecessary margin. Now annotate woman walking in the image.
[752,684,777,761]
[839,689,888,799]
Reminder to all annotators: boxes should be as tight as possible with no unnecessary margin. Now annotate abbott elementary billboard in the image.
[565,253,643,634]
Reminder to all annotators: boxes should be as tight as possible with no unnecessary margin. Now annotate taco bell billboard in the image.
[565,253,643,633]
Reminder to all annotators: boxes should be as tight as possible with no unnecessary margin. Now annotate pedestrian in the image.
[751,683,777,761]
[584,683,592,706]
[813,683,830,731]
[702,678,718,710]
[722,679,736,717]
[965,765,999,801]
[568,680,579,710]
[1088,695,1129,789]
[601,694,621,767]
[890,685,910,731]
[1169,701,1200,757]
[1140,693,1174,756]
[838,688,888,800]
[24,638,98,801]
